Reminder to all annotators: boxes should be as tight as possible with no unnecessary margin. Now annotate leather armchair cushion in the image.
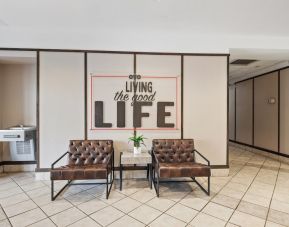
[51,164,111,180]
[153,139,194,163]
[68,140,113,166]
[158,162,210,178]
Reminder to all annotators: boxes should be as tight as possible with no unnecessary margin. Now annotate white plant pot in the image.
[134,147,141,154]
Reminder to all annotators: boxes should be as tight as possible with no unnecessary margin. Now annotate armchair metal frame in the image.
[152,148,210,197]
[51,150,114,201]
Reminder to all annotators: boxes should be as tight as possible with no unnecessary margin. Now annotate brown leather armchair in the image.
[151,139,210,197]
[50,140,114,201]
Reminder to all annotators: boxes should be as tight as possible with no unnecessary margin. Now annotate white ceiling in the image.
[0,0,288,36]
[229,49,289,83]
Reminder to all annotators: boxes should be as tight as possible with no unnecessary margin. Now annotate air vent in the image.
[231,59,257,65]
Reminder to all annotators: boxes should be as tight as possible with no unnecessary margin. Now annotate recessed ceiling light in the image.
[230,59,257,65]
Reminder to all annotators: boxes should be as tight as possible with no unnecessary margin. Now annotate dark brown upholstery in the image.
[50,140,114,200]
[51,140,113,180]
[159,162,210,178]
[152,139,211,197]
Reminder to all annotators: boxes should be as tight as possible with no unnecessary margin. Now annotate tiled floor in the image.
[0,146,289,227]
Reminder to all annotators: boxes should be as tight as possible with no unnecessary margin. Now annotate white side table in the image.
[119,151,152,190]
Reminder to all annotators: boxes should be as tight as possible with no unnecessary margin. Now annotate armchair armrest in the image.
[193,149,210,166]
[51,151,69,169]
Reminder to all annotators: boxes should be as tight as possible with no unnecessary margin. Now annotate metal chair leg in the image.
[208,176,210,196]
[51,180,54,201]
[106,174,109,199]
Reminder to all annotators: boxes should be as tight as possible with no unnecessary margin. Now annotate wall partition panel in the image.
[183,56,227,166]
[229,85,235,140]
[235,80,253,145]
[136,54,181,147]
[39,52,85,168]
[87,53,134,166]
[254,72,278,152]
[280,68,289,155]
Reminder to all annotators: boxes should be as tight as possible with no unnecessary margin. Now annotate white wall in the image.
[0,65,3,161]
[0,64,36,161]
[183,56,227,166]
[39,52,85,168]
[229,85,235,140]
[280,68,289,155]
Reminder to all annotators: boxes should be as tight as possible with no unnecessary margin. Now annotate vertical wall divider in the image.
[133,53,137,137]
[84,52,88,140]
[252,79,255,146]
[181,55,184,139]
[36,51,40,169]
[227,56,230,166]
[278,71,280,153]
[234,85,237,141]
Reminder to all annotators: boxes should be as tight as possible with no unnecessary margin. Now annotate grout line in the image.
[264,159,281,224]
[0,204,13,226]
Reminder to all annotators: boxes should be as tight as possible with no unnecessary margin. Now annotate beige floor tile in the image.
[0,219,11,227]
[160,189,189,202]
[86,185,106,197]
[0,209,6,221]
[219,187,245,200]
[4,200,37,218]
[211,194,240,209]
[68,217,101,227]
[108,215,145,227]
[65,191,95,205]
[61,185,84,197]
[129,204,161,225]
[229,211,266,227]
[237,200,268,219]
[112,197,142,213]
[26,186,50,199]
[0,193,29,208]
[0,187,22,199]
[265,220,286,227]
[273,192,289,204]
[0,182,18,192]
[130,189,155,203]
[166,203,198,223]
[149,213,186,227]
[226,223,239,227]
[9,208,46,227]
[242,192,271,208]
[146,197,175,212]
[267,209,289,226]
[0,177,12,185]
[77,198,108,215]
[41,199,73,216]
[21,181,45,192]
[99,191,126,204]
[31,194,53,207]
[226,182,249,193]
[202,202,234,221]
[15,177,36,187]
[90,206,124,226]
[270,199,289,214]
[28,218,56,227]
[190,212,226,227]
[50,207,86,227]
[116,186,142,196]
[179,196,208,211]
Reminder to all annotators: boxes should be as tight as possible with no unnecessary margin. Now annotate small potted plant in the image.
[128,134,146,154]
